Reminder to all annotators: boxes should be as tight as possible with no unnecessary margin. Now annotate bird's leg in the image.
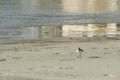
[79,52,82,58]
[77,52,82,58]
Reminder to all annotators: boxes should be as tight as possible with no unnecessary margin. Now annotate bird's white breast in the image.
[76,49,79,53]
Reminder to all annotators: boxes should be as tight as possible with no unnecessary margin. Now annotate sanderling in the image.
[76,47,84,58]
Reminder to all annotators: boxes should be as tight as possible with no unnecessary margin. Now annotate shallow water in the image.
[0,0,120,27]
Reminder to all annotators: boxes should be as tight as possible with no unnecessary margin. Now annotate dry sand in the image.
[0,40,120,80]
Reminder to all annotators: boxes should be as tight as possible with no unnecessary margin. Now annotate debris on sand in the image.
[59,59,76,61]
[55,53,60,54]
[88,56,101,58]
[0,59,6,62]
[28,68,33,70]
[12,57,22,60]
[104,52,111,54]
[91,47,98,49]
[103,48,109,49]
[103,74,115,77]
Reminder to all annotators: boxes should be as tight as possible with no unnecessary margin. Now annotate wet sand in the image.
[0,40,120,80]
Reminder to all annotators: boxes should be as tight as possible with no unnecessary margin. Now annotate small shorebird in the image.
[76,47,84,58]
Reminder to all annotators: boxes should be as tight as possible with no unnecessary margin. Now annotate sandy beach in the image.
[0,40,120,80]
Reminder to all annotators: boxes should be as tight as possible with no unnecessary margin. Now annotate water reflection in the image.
[0,24,120,43]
